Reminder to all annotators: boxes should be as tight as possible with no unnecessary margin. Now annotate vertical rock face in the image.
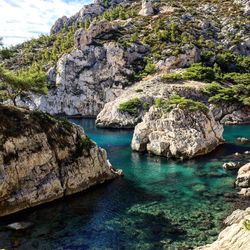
[20,20,148,117]
[196,208,250,250]
[0,105,117,217]
[139,0,154,16]
[131,106,224,159]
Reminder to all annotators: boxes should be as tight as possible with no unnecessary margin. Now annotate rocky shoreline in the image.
[0,105,120,217]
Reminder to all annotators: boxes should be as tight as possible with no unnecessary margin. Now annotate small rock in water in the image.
[234,152,241,157]
[244,151,250,155]
[236,137,249,144]
[6,222,33,231]
[223,162,241,170]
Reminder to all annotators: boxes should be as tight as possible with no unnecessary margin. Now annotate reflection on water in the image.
[0,120,249,249]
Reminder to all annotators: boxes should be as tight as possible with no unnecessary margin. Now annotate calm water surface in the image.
[0,120,249,250]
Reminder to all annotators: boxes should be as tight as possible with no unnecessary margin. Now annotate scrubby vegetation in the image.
[118,98,142,115]
[155,95,209,113]
[0,66,47,106]
[204,82,250,106]
[243,219,250,231]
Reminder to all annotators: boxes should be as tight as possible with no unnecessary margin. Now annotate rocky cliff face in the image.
[0,105,118,217]
[196,207,250,250]
[131,106,224,159]
[20,20,148,116]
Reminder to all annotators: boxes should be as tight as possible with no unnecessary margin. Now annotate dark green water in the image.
[0,120,249,250]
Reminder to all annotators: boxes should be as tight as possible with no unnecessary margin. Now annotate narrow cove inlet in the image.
[0,119,249,250]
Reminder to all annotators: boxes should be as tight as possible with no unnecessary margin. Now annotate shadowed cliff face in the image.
[0,105,117,217]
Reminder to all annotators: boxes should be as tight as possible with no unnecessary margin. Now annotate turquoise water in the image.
[0,120,249,249]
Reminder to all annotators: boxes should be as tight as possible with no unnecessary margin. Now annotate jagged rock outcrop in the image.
[236,163,250,197]
[75,20,118,49]
[96,76,207,128]
[50,0,129,34]
[196,207,250,250]
[156,46,200,70]
[139,0,154,16]
[131,106,224,159]
[0,105,118,217]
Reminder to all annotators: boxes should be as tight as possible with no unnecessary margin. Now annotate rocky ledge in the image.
[96,76,206,128]
[196,207,250,250]
[0,105,118,217]
[131,105,224,159]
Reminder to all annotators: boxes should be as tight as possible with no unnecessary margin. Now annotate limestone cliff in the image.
[131,106,224,159]
[0,105,118,217]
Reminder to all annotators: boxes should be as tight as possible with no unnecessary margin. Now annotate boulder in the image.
[236,162,250,188]
[196,207,250,250]
[223,162,241,170]
[139,0,154,16]
[0,105,119,217]
[131,106,224,159]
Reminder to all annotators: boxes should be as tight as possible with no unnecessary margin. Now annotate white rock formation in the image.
[96,76,206,128]
[196,207,250,250]
[0,105,119,217]
[131,106,224,159]
[18,20,148,116]
[236,162,250,197]
[139,0,154,16]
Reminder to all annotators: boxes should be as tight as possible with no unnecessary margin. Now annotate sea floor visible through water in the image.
[0,119,249,250]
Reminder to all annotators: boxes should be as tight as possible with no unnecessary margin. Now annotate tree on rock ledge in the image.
[0,67,47,106]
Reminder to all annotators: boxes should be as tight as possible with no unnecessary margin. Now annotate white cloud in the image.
[0,0,92,47]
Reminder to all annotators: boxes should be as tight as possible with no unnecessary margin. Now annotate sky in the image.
[0,0,92,47]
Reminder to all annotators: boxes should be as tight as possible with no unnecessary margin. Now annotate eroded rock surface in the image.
[0,105,118,217]
[196,207,250,250]
[96,76,207,128]
[236,163,250,197]
[131,106,224,159]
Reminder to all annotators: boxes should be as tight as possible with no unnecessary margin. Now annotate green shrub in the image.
[143,102,151,111]
[204,82,250,106]
[118,98,142,115]
[223,73,250,85]
[243,220,250,230]
[155,95,209,113]
[161,73,183,81]
[183,63,215,82]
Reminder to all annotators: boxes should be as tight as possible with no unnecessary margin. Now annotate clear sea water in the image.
[0,120,249,250]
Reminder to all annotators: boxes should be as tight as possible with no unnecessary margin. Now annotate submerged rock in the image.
[196,207,250,250]
[6,222,33,231]
[131,106,224,159]
[0,105,119,217]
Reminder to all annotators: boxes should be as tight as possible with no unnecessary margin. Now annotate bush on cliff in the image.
[155,95,209,113]
[118,98,142,115]
[0,66,48,106]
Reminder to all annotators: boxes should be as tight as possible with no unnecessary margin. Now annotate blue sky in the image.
[0,0,92,47]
